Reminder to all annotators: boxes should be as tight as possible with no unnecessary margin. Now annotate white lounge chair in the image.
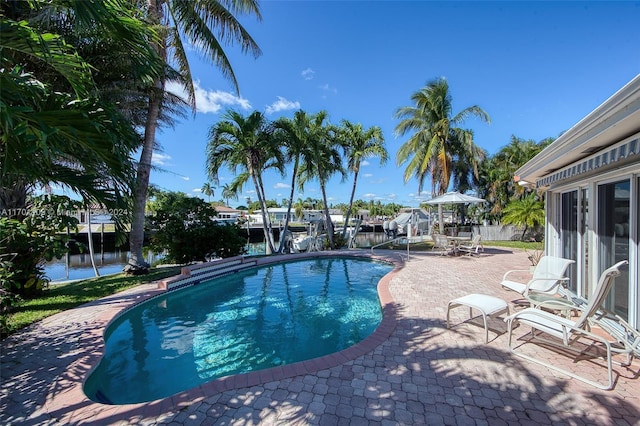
[501,255,575,301]
[504,260,629,389]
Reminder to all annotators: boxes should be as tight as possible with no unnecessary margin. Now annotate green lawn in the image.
[1,266,182,338]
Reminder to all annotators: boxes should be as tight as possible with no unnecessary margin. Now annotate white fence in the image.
[472,225,523,241]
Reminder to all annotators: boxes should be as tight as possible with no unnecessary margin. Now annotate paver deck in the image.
[1,248,639,425]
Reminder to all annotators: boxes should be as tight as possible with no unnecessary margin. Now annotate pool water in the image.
[84,257,393,404]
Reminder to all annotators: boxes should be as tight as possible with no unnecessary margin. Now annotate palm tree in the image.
[128,0,262,272]
[297,111,345,249]
[221,183,237,206]
[0,7,158,215]
[477,136,552,222]
[501,194,545,240]
[1,3,161,294]
[395,77,490,233]
[338,120,387,237]
[395,77,490,196]
[272,110,314,252]
[293,198,305,221]
[201,182,215,201]
[206,110,284,254]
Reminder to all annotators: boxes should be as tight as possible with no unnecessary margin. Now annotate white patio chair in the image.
[432,234,454,256]
[501,255,575,302]
[458,234,483,256]
[504,260,629,389]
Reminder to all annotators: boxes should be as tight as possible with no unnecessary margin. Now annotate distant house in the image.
[213,206,242,223]
[515,74,639,329]
[267,207,296,223]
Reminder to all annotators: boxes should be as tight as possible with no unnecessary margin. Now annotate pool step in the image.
[159,257,258,291]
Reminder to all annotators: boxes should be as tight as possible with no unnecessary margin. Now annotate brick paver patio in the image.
[1,248,639,425]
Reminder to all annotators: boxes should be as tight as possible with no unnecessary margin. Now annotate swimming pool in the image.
[84,256,394,404]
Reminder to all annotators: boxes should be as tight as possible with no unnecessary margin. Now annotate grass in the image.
[481,240,544,250]
[2,265,182,338]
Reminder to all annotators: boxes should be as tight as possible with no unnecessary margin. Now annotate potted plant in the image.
[525,249,543,273]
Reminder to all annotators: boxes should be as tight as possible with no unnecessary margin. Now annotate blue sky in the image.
[151,1,640,208]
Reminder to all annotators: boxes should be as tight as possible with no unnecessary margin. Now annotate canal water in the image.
[43,232,392,282]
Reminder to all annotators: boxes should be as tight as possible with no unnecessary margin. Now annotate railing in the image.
[370,233,433,260]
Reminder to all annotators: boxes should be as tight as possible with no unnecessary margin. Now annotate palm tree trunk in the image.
[320,180,335,249]
[0,180,29,218]
[85,206,100,277]
[127,0,163,274]
[251,172,276,254]
[342,169,359,238]
[277,159,299,253]
[438,204,445,234]
[127,87,161,273]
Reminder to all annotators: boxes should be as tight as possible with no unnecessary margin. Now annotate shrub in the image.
[0,195,82,298]
[148,191,246,263]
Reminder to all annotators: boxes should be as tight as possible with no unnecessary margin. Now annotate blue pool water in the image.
[84,256,393,404]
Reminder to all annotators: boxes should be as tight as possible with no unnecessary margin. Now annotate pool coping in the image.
[67,250,404,420]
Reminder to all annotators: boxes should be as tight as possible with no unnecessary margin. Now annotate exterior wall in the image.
[516,75,640,330]
[542,150,639,327]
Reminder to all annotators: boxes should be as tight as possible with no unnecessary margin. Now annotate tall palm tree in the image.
[206,110,284,254]
[395,77,490,196]
[395,77,490,233]
[221,183,236,206]
[272,110,314,252]
[201,182,215,201]
[128,0,262,272]
[338,120,387,238]
[297,111,344,249]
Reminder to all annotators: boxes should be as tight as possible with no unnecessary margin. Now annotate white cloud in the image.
[363,173,373,178]
[274,182,291,189]
[266,96,301,115]
[181,176,190,181]
[319,83,337,94]
[361,160,370,167]
[362,193,376,199]
[193,188,202,192]
[165,80,251,114]
[301,68,315,80]
[152,152,172,166]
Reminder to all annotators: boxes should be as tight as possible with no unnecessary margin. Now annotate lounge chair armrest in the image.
[525,275,569,294]
[501,269,530,281]
[534,299,575,311]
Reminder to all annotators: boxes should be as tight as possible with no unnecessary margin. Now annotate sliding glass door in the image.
[597,180,630,319]
[560,191,578,293]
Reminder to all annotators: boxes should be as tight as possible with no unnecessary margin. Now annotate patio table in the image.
[446,236,472,254]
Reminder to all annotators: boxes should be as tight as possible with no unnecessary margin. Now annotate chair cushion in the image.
[509,308,576,339]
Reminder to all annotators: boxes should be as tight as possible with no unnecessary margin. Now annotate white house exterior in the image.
[213,206,242,223]
[515,74,640,330]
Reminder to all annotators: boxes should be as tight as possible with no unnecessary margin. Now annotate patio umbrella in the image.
[425,191,485,234]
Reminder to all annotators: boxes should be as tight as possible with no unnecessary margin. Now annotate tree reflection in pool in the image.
[84,256,393,404]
